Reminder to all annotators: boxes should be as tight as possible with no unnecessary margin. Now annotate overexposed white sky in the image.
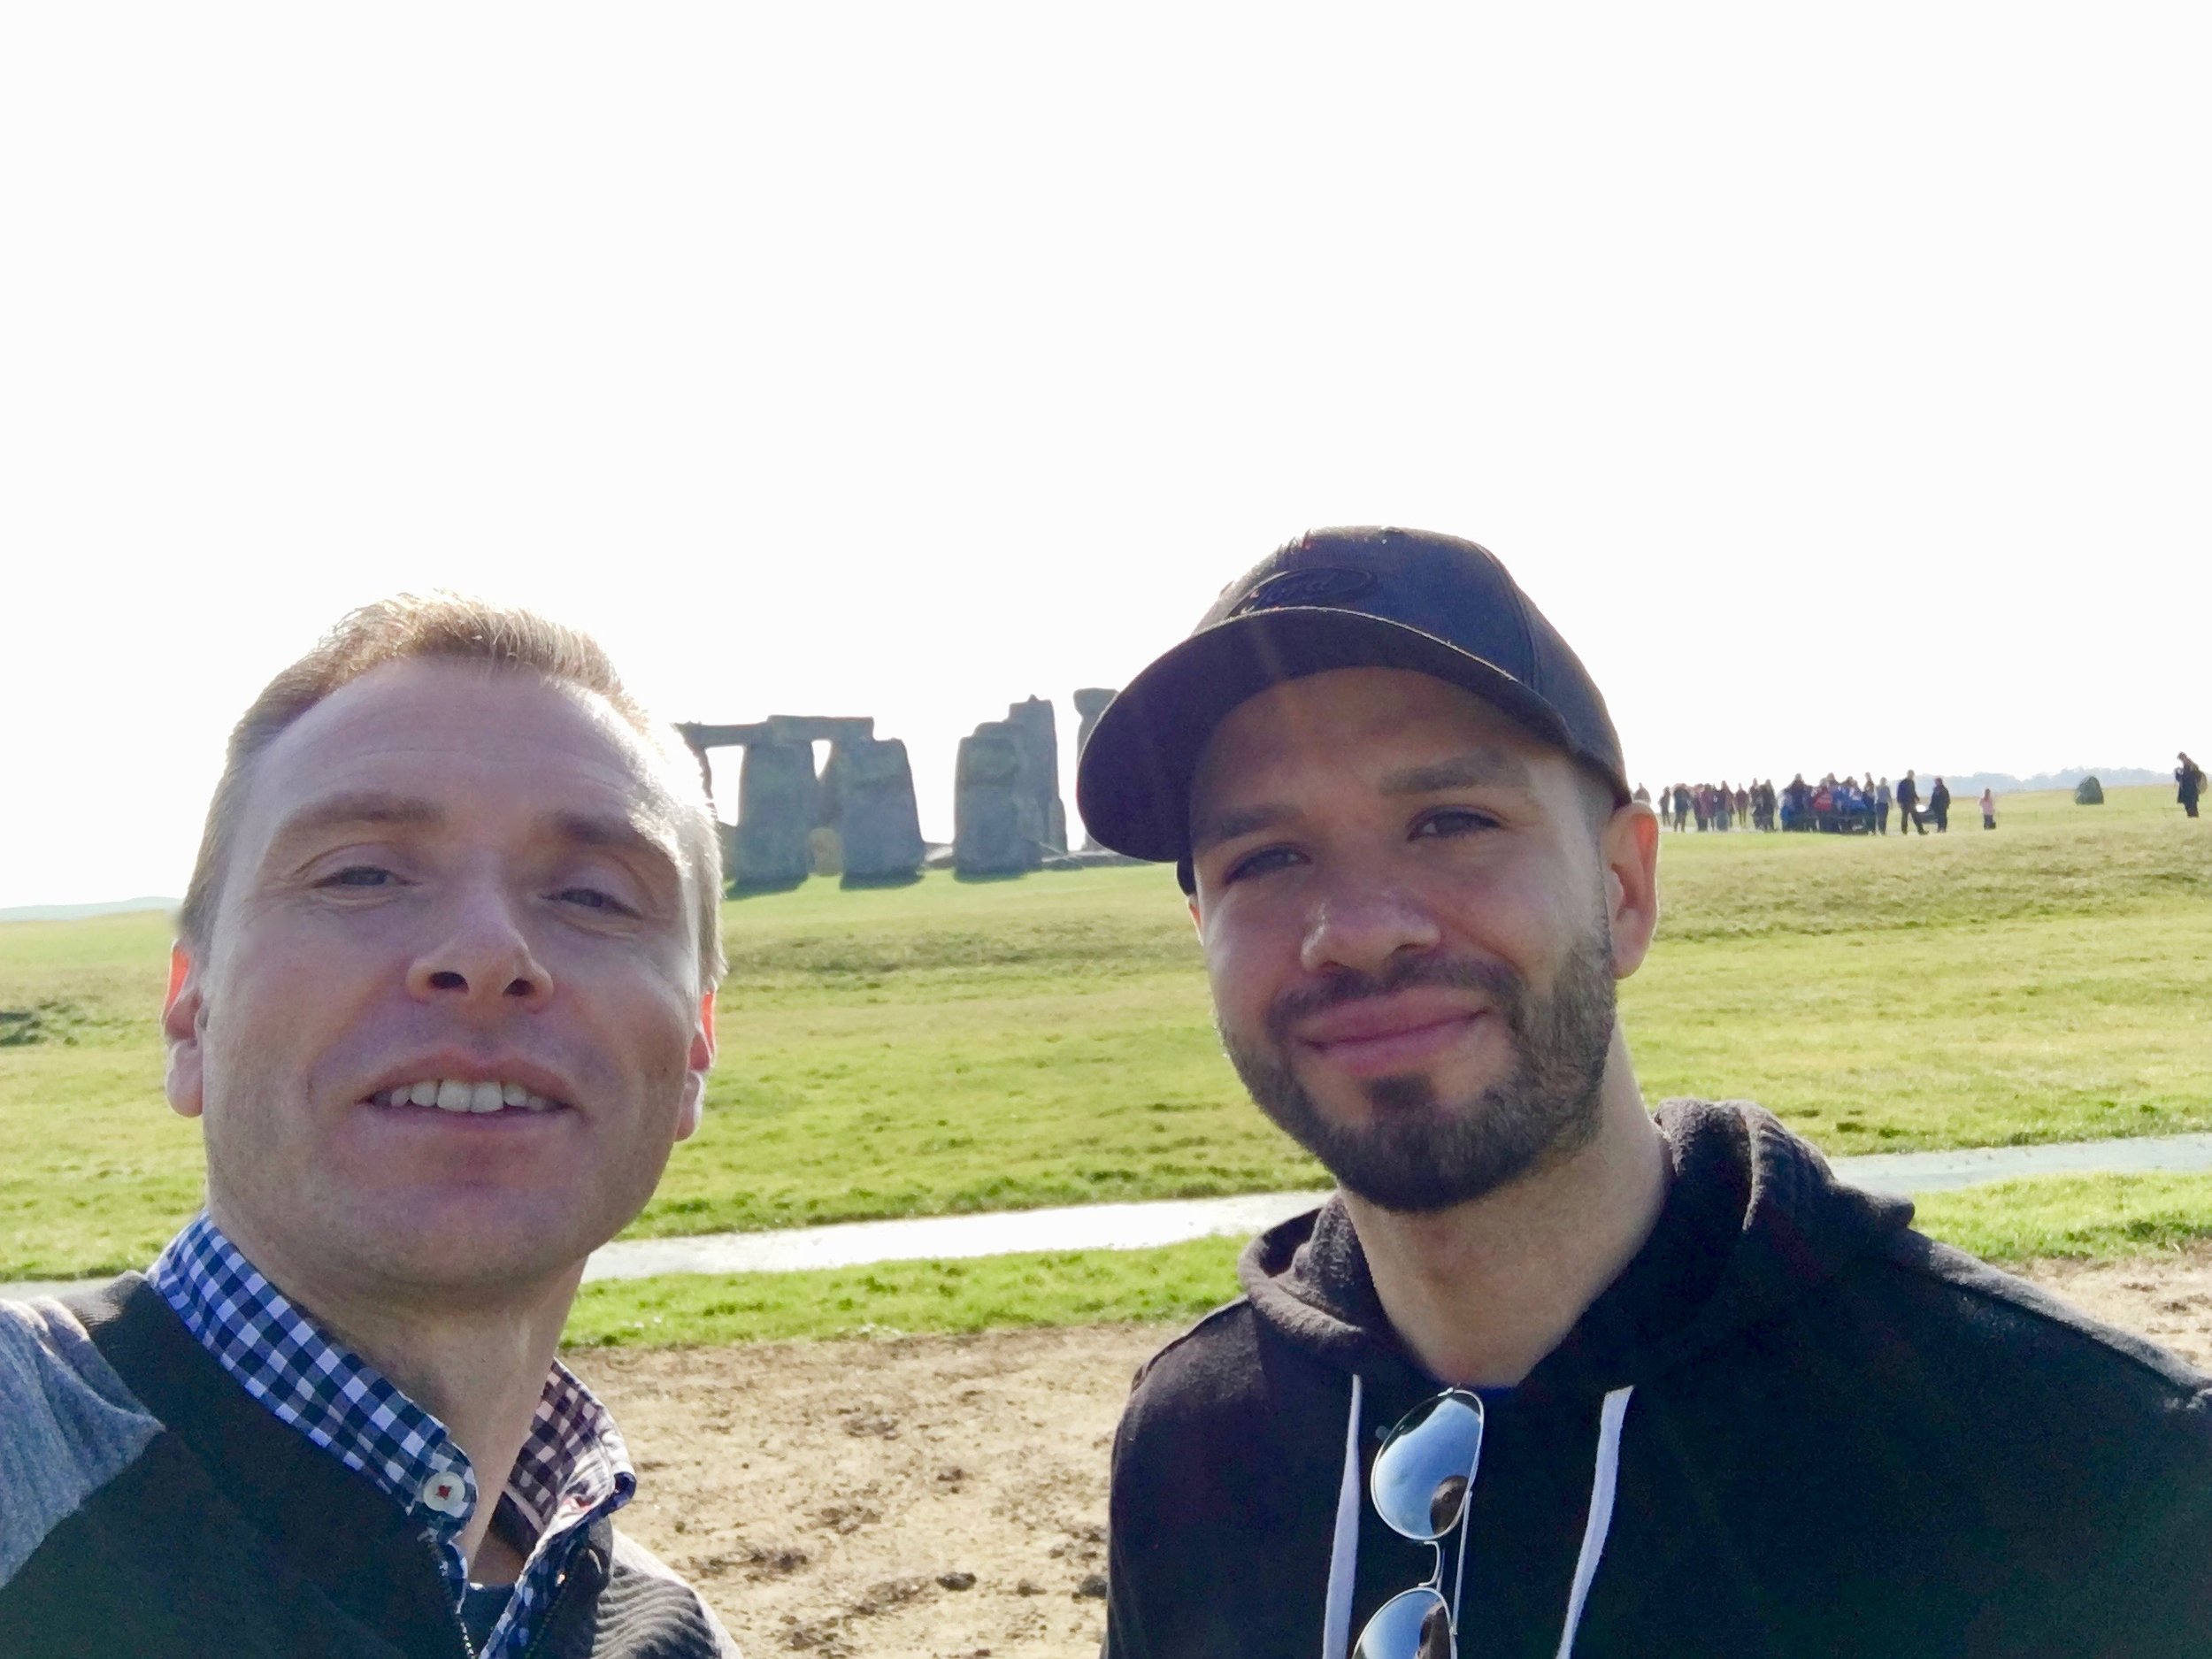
[3,4,2206,909]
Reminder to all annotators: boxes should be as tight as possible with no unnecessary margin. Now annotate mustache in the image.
[1264,954,1526,1044]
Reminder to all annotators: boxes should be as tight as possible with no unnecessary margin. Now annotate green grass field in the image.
[3,785,2205,1283]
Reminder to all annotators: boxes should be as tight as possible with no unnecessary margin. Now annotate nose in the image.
[1298,876,1442,979]
[406,884,555,1009]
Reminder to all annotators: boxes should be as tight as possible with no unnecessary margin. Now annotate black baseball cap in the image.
[1075,526,1629,869]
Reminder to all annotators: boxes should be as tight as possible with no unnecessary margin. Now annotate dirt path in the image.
[574,1248,2212,1658]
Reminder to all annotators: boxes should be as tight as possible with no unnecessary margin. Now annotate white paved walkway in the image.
[10,1132,2212,1302]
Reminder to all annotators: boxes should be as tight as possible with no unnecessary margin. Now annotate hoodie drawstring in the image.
[1322,1378,1636,1659]
[1554,1385,1633,1658]
[1321,1371,1365,1659]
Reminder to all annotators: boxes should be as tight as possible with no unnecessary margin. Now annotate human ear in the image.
[1601,803,1662,979]
[674,990,717,1141]
[162,944,207,1121]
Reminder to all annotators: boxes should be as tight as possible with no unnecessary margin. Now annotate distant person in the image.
[1715,780,1732,832]
[1981,787,1997,830]
[1733,784,1750,826]
[1895,769,1924,835]
[1671,784,1690,833]
[0,599,739,1655]
[1876,776,1892,834]
[1929,776,1951,833]
[1633,781,1652,808]
[1076,526,2212,1659]
[1781,772,1811,830]
[2180,752,2205,819]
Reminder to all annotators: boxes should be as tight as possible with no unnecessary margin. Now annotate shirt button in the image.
[419,1471,469,1518]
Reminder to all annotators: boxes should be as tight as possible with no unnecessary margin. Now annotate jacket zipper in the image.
[518,1567,577,1659]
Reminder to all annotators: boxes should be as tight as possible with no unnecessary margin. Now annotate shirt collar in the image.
[148,1212,634,1582]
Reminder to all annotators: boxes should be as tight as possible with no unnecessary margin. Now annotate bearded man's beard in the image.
[1219,920,1618,1214]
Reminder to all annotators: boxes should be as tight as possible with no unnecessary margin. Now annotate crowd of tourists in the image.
[1636,771,1993,834]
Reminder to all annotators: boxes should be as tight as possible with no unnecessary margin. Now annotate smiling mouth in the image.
[1297,1010,1489,1076]
[366,1078,569,1116]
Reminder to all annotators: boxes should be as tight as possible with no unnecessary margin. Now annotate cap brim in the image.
[1075,607,1586,864]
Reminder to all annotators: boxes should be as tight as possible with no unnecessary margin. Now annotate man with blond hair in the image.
[0,597,738,1656]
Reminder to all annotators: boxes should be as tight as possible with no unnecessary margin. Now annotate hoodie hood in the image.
[1237,1099,1916,1402]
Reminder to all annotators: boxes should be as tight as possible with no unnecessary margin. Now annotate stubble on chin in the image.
[1219,925,1618,1214]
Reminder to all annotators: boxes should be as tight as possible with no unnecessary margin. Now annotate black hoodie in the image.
[1102,1102,2212,1658]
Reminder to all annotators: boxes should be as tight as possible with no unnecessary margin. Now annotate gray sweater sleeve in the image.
[0,1297,164,1587]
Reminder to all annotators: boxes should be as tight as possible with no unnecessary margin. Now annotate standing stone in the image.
[2075,776,2105,805]
[1073,688,1117,757]
[956,725,1039,877]
[1072,688,1117,849]
[732,741,818,892]
[811,747,843,832]
[839,736,926,887]
[1003,695,1067,855]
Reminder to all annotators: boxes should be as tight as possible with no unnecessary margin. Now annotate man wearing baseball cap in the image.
[1081,528,2211,1659]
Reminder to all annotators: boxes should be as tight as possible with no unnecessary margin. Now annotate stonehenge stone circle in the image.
[684,693,1118,894]
[680,716,919,894]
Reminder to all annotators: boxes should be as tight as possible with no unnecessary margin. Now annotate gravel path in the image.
[13,1132,2212,1302]
[581,1246,2212,1658]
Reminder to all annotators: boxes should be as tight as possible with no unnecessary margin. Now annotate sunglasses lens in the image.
[1353,1586,1455,1659]
[1371,1391,1484,1541]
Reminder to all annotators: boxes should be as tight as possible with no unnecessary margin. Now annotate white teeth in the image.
[381,1077,557,1112]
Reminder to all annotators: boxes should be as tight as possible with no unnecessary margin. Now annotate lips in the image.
[1291,993,1490,1076]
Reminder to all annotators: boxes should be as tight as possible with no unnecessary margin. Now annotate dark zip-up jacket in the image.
[1102,1101,2212,1657]
[0,1275,738,1658]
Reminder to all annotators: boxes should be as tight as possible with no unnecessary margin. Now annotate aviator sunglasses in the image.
[1354,1389,1486,1659]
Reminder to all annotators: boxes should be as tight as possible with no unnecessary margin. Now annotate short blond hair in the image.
[179,594,725,986]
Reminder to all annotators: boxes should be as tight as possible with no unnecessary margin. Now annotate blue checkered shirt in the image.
[149,1213,635,1658]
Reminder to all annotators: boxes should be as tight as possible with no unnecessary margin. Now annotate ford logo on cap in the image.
[1229,567,1379,616]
